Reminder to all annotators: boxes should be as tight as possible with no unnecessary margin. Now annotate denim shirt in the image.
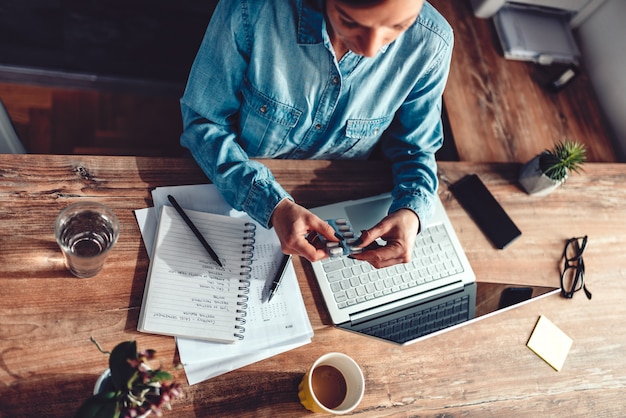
[180,0,453,228]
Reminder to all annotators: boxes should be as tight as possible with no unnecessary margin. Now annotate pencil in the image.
[167,195,223,268]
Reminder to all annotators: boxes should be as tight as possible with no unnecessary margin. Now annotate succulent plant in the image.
[538,141,587,181]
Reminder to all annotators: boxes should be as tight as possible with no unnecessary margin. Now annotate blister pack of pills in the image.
[318,218,363,257]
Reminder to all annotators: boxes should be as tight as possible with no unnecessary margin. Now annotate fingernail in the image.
[354,230,367,246]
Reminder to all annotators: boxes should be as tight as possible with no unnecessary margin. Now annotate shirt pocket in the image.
[336,116,393,158]
[239,79,302,157]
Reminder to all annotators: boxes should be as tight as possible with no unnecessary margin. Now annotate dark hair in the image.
[336,0,386,6]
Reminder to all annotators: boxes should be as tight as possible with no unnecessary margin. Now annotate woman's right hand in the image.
[270,199,338,262]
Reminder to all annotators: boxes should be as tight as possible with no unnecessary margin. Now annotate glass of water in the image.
[54,202,120,278]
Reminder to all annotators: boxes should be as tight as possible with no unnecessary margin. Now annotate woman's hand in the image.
[350,208,420,269]
[270,199,338,262]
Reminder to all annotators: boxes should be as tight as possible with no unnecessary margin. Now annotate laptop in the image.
[310,193,476,345]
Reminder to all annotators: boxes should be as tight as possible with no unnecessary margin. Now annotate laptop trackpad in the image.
[344,196,392,232]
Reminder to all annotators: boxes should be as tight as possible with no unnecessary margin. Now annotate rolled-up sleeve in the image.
[383,26,453,227]
[180,0,291,227]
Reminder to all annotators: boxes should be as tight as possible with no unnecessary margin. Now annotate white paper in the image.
[138,206,254,343]
[135,184,313,384]
[178,262,313,384]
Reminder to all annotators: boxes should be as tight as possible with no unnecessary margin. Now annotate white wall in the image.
[575,0,626,160]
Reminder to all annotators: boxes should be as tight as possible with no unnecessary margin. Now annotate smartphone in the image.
[449,174,521,249]
[498,287,533,309]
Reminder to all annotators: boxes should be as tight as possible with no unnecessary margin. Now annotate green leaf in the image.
[150,370,173,381]
[109,341,137,392]
[74,394,119,418]
[540,140,586,181]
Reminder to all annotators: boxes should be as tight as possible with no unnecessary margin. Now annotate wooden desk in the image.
[0,155,624,417]
[429,0,618,164]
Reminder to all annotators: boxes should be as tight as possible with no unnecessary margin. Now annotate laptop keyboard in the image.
[320,224,464,310]
[359,294,471,343]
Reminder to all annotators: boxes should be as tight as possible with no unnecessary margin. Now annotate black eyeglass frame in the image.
[560,235,592,300]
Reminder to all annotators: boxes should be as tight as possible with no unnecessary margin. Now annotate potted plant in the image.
[75,339,182,418]
[519,140,586,196]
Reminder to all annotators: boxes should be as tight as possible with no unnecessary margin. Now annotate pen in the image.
[167,194,223,268]
[267,254,292,302]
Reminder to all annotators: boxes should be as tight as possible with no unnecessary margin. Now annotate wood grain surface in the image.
[430,0,617,163]
[0,155,624,417]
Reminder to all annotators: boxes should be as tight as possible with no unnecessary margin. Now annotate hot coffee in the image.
[298,352,364,414]
[310,365,347,409]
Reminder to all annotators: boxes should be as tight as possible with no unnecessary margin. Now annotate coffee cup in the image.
[298,352,364,415]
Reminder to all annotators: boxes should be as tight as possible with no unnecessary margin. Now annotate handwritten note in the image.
[138,205,254,343]
[135,184,314,385]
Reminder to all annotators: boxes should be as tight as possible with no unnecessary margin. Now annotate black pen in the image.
[267,254,292,302]
[167,195,223,268]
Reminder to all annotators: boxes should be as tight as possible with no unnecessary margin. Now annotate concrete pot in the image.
[518,153,565,196]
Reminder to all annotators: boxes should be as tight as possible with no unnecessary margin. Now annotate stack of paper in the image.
[135,184,313,385]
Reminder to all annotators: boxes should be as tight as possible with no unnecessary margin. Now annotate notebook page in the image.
[138,205,251,343]
[177,250,314,383]
[135,184,314,383]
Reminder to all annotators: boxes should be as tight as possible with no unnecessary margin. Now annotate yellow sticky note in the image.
[527,315,573,371]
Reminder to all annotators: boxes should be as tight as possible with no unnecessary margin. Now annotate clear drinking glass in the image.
[54,202,120,278]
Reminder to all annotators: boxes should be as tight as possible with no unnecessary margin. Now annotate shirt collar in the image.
[297,0,325,45]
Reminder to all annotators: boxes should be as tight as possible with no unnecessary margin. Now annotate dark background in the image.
[0,0,219,91]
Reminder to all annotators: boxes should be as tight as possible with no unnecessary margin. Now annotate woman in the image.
[180,0,453,268]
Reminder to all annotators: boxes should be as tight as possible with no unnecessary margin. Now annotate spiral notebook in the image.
[137,204,255,343]
[135,183,314,384]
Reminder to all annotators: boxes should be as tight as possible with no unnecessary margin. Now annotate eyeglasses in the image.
[560,236,592,300]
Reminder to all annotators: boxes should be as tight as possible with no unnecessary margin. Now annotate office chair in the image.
[0,98,27,153]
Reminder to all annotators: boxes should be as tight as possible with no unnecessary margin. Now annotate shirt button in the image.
[332,76,339,84]
[260,105,267,113]
[315,124,322,130]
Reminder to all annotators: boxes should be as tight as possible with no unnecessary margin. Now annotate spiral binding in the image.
[234,222,256,340]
